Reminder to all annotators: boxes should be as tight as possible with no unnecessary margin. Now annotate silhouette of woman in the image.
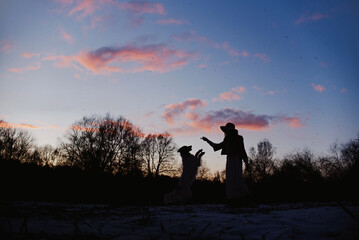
[201,122,249,201]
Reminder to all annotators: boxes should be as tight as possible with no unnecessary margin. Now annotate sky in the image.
[1,0,359,171]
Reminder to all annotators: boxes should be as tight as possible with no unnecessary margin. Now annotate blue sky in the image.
[1,0,358,171]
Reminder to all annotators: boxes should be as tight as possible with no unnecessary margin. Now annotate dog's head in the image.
[177,145,192,153]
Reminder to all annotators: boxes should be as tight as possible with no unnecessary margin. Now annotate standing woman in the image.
[201,122,249,201]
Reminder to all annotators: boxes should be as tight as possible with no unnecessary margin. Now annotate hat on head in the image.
[220,122,236,133]
[177,145,192,153]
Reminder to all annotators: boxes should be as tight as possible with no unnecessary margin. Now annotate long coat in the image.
[212,132,248,160]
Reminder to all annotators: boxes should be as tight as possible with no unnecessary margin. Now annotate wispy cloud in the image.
[173,31,266,62]
[44,44,196,74]
[8,68,23,73]
[319,62,327,68]
[0,121,41,129]
[312,83,325,93]
[108,0,166,26]
[116,1,165,15]
[25,62,41,71]
[213,86,246,102]
[253,85,282,95]
[295,12,327,25]
[8,63,41,73]
[172,30,244,58]
[240,51,249,58]
[0,40,14,54]
[162,98,207,125]
[68,0,98,18]
[22,52,41,58]
[278,116,305,128]
[172,30,216,48]
[56,0,166,25]
[166,108,305,134]
[156,18,188,25]
[60,26,75,44]
[254,53,270,63]
[55,0,74,4]
[340,88,347,93]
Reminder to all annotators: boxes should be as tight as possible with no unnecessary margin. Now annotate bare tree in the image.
[248,139,276,182]
[141,133,177,177]
[340,133,359,170]
[212,170,226,183]
[60,114,143,174]
[0,120,35,162]
[319,141,345,179]
[197,160,212,180]
[280,148,322,183]
[31,145,62,167]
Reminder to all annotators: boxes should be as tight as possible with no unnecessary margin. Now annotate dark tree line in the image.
[1,117,358,203]
[1,115,178,177]
[245,137,359,184]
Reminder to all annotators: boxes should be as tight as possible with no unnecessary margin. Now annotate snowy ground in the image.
[1,201,358,239]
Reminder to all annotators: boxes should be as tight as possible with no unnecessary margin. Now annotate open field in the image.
[1,201,358,239]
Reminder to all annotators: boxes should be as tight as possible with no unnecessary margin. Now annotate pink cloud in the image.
[340,88,347,93]
[8,63,41,73]
[166,108,305,135]
[189,108,272,132]
[44,44,196,74]
[268,91,275,95]
[26,62,41,71]
[8,68,23,73]
[162,98,206,125]
[295,13,327,25]
[279,116,305,128]
[60,27,75,44]
[46,124,60,129]
[253,85,278,95]
[240,51,249,58]
[68,0,97,18]
[55,0,74,4]
[213,86,246,102]
[173,30,214,45]
[198,64,206,69]
[156,18,188,25]
[0,121,41,129]
[116,1,165,15]
[254,53,270,63]
[312,83,325,93]
[173,31,244,58]
[56,0,165,27]
[22,52,41,58]
[185,112,200,121]
[319,62,327,68]
[221,42,241,57]
[0,40,14,53]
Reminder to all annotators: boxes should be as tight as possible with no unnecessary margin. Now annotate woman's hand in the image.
[201,136,209,142]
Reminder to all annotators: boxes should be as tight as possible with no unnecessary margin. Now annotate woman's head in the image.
[220,122,236,133]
